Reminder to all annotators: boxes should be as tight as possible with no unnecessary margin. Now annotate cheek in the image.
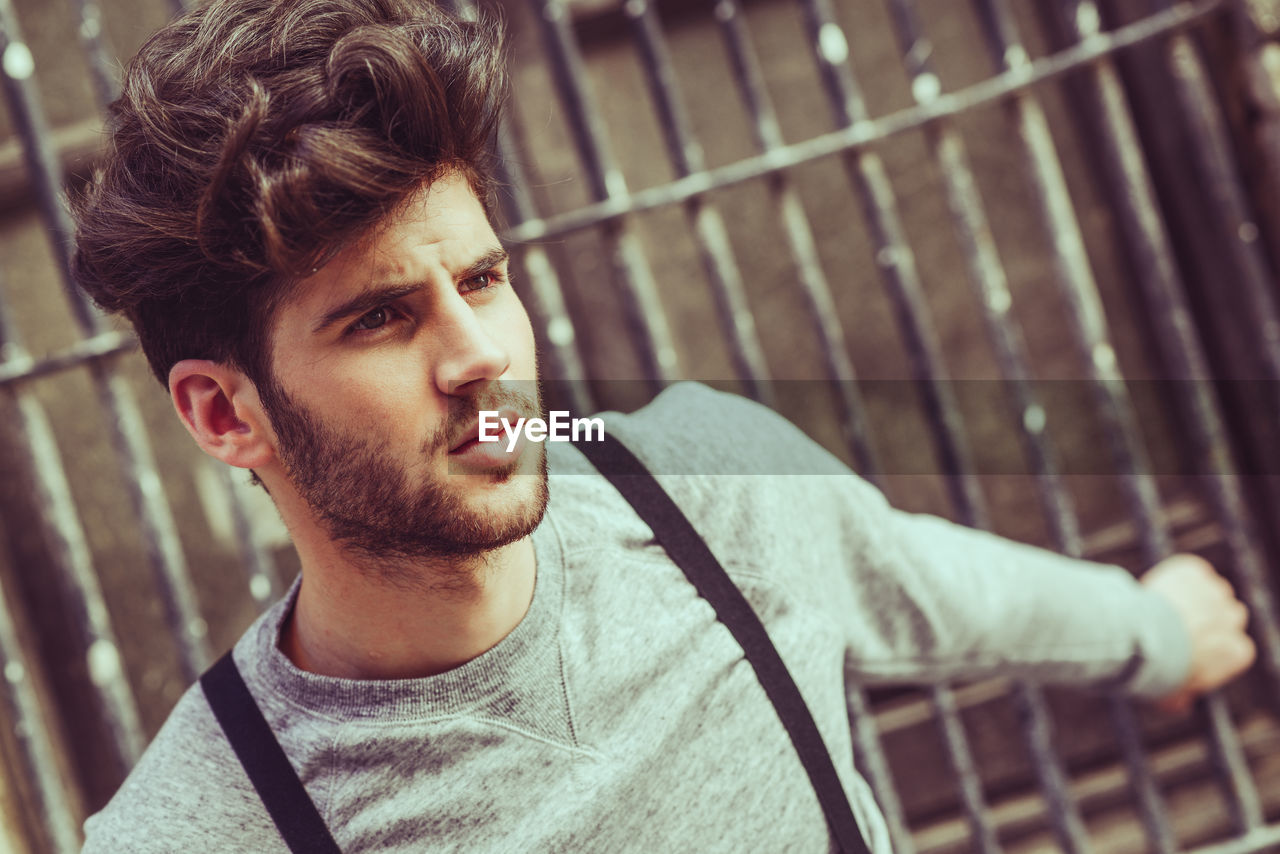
[337,369,443,456]
[322,356,432,426]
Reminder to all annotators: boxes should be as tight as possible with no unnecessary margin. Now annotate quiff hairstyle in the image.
[72,0,507,387]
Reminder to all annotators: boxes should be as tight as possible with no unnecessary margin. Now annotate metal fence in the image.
[0,0,1278,851]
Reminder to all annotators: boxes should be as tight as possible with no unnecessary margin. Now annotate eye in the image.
[350,307,392,332]
[461,270,506,293]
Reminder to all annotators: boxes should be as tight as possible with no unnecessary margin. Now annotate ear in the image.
[169,360,275,471]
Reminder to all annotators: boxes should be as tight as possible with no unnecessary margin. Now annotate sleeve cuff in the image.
[1121,588,1193,698]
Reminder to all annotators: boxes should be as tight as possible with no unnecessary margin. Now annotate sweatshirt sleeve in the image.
[603,381,1193,699]
[837,491,1193,697]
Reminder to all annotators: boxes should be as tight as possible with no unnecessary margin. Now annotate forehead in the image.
[362,174,496,279]
[282,172,497,313]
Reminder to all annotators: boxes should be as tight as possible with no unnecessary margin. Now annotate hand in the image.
[1140,554,1255,713]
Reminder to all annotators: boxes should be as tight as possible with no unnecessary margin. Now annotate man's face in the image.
[260,172,547,565]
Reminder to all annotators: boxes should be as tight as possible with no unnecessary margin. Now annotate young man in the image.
[72,0,1254,851]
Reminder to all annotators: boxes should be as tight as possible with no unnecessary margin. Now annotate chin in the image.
[455,442,547,506]
[451,438,548,512]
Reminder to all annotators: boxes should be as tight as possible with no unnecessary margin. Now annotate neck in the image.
[279,536,538,680]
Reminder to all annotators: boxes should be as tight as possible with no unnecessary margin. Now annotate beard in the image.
[257,376,549,567]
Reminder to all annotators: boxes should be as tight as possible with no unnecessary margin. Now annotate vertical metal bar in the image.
[93,380,209,678]
[978,0,1175,641]
[796,0,989,532]
[880,0,1093,848]
[977,5,1184,847]
[1156,9,1280,561]
[0,289,146,774]
[1051,0,1276,834]
[713,0,878,478]
[528,0,680,388]
[1145,0,1280,385]
[713,2,904,848]
[971,1,1228,849]
[0,0,210,681]
[0,574,81,853]
[622,0,774,405]
[217,465,284,611]
[68,0,119,109]
[793,2,1000,850]
[1230,0,1280,261]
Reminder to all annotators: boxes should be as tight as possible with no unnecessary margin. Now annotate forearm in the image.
[844,511,1193,696]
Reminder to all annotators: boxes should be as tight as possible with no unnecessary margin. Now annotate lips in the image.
[448,409,522,454]
[448,418,481,454]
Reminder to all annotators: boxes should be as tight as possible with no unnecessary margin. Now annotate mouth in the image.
[448,408,522,455]
[448,419,481,455]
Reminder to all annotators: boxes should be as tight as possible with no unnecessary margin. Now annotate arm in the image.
[842,501,1253,703]
[607,383,1253,702]
[832,499,1172,695]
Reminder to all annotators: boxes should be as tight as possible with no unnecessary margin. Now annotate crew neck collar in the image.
[236,509,566,722]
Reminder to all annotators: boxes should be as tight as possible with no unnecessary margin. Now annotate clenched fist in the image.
[1141,553,1255,713]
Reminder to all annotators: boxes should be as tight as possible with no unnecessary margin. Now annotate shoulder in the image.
[545,383,889,578]
[598,381,852,477]
[599,383,885,515]
[81,675,279,853]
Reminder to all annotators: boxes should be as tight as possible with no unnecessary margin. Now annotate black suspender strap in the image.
[201,652,343,854]
[575,435,871,854]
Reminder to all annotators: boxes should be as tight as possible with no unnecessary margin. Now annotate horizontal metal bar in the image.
[0,331,136,388]
[501,0,1224,245]
[1184,826,1280,854]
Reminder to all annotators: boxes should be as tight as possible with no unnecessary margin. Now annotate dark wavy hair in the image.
[71,0,507,387]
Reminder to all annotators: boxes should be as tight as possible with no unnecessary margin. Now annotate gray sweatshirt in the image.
[82,383,1190,852]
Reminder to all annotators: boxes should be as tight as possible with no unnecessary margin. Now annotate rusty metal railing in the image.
[0,0,1278,852]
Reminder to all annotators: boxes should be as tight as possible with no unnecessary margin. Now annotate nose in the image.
[432,294,511,396]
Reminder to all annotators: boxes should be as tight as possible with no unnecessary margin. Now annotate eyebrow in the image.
[458,246,510,283]
[311,246,510,335]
